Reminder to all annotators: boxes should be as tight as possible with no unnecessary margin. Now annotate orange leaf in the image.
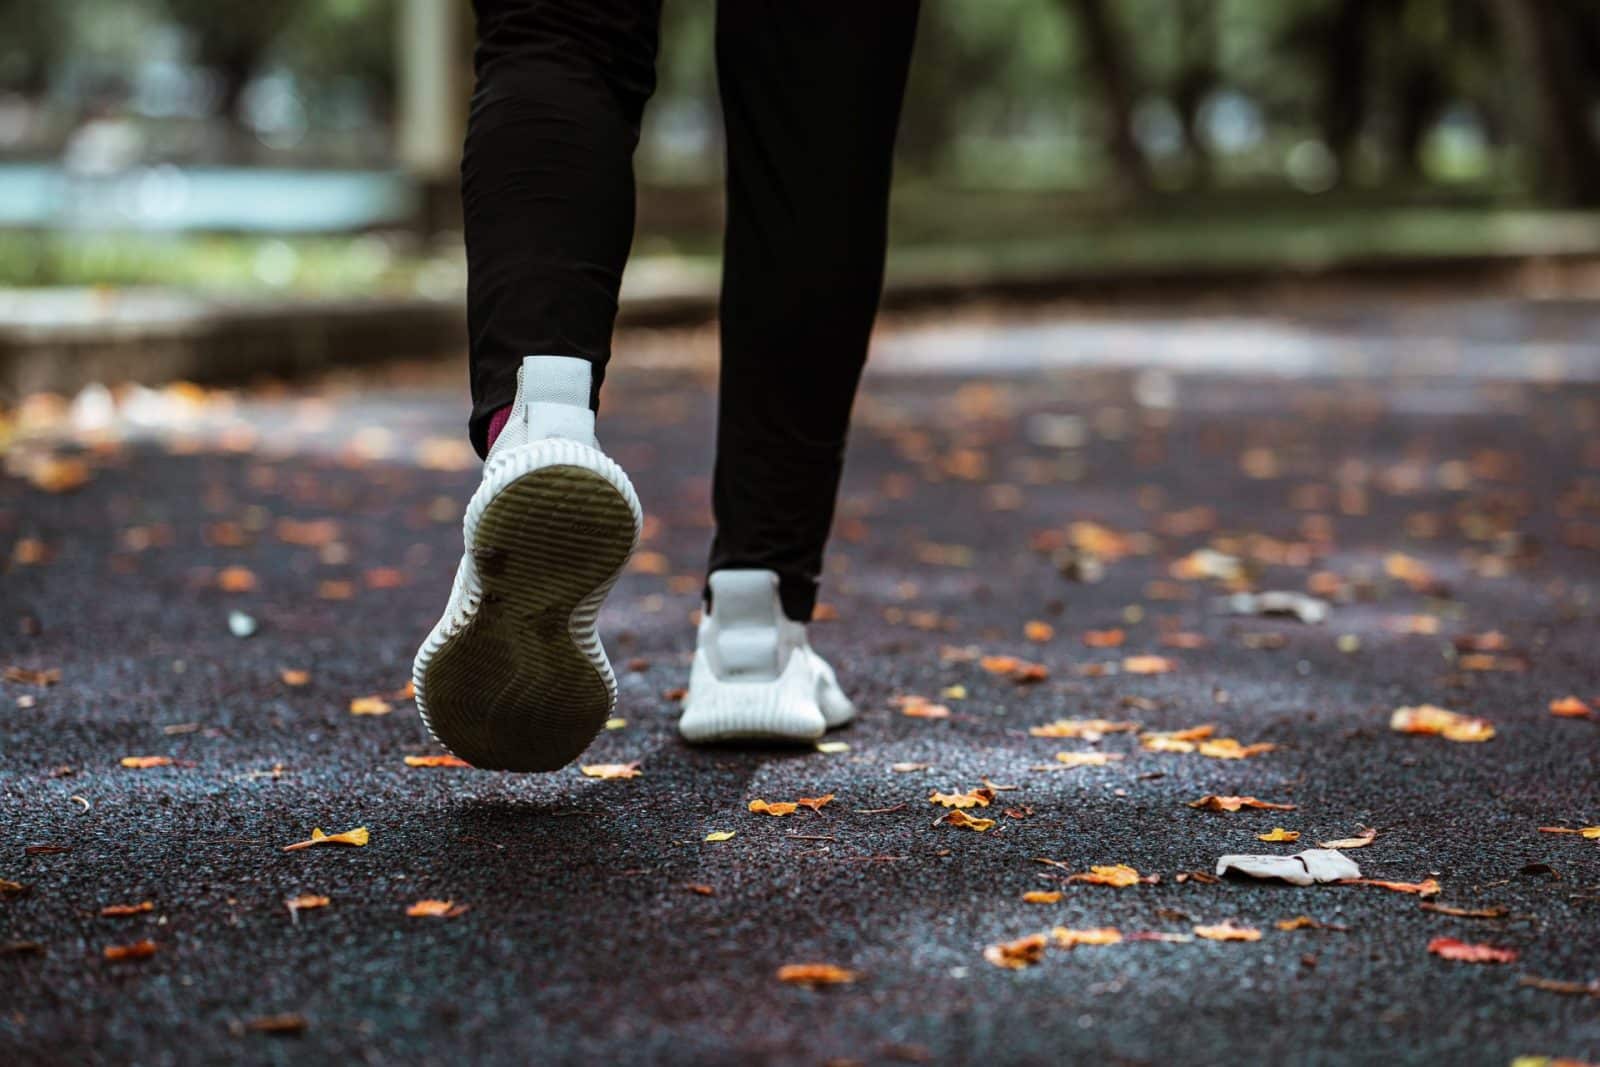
[748,799,799,816]
[1197,738,1278,760]
[1428,937,1517,964]
[216,566,258,593]
[983,933,1048,969]
[100,901,154,917]
[1194,921,1262,942]
[1189,795,1296,813]
[406,899,469,918]
[1066,864,1144,887]
[896,695,951,719]
[1318,827,1378,849]
[979,655,1049,683]
[103,939,158,960]
[941,810,996,832]
[776,963,858,985]
[1051,926,1122,947]
[404,754,472,768]
[1029,718,1139,740]
[1024,621,1055,642]
[1537,826,1600,839]
[1122,655,1176,675]
[579,762,641,780]
[796,794,835,813]
[1549,696,1593,718]
[1339,877,1440,897]
[1022,890,1062,904]
[282,826,369,852]
[119,756,174,769]
[280,669,310,686]
[1390,704,1494,742]
[1082,628,1125,648]
[285,894,330,913]
[1140,725,1215,752]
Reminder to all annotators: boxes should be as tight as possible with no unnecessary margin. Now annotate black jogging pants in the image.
[462,0,920,621]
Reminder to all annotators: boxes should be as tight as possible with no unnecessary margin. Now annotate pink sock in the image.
[485,405,512,450]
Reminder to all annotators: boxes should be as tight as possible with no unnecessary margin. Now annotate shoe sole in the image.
[414,440,640,771]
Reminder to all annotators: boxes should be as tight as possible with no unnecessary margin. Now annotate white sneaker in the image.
[413,356,642,771]
[678,569,855,743]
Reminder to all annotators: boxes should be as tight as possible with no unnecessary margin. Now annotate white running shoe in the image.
[413,356,642,771]
[678,569,855,743]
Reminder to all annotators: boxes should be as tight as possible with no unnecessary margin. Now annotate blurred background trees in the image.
[0,0,1597,290]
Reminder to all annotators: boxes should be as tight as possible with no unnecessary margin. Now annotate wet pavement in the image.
[2,299,1598,1066]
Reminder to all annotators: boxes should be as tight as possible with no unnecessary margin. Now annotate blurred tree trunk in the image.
[1392,62,1443,181]
[1321,0,1372,181]
[1488,0,1600,206]
[1173,0,1216,185]
[1065,0,1152,195]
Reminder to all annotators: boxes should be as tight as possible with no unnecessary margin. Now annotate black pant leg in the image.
[462,0,663,456]
[709,0,921,620]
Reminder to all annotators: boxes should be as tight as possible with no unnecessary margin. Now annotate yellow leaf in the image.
[929,788,994,809]
[815,741,850,754]
[1029,718,1139,740]
[1022,891,1062,904]
[1194,921,1262,942]
[349,695,392,716]
[1066,864,1143,887]
[704,830,736,842]
[1189,795,1296,813]
[1054,751,1122,767]
[1051,926,1123,947]
[1122,655,1176,675]
[1318,827,1378,849]
[749,799,799,816]
[280,669,310,686]
[282,826,369,852]
[579,762,641,779]
[119,756,174,769]
[1257,827,1300,842]
[1389,704,1494,742]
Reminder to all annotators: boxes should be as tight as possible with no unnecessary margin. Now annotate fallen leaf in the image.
[240,1013,308,1035]
[282,826,369,852]
[1339,877,1440,897]
[2,666,61,686]
[1420,902,1507,919]
[776,963,858,986]
[1126,931,1194,943]
[103,940,158,960]
[1029,718,1139,740]
[1082,628,1125,648]
[100,901,154,917]
[1548,696,1593,718]
[704,830,736,842]
[348,696,392,716]
[749,799,800,816]
[1517,975,1600,997]
[1122,655,1177,675]
[1051,927,1123,947]
[685,883,715,896]
[815,741,850,754]
[983,933,1048,969]
[1189,795,1296,813]
[119,756,174,769]
[1318,827,1378,849]
[27,456,91,494]
[406,899,469,918]
[1140,725,1215,752]
[929,788,995,809]
[980,655,1050,683]
[1194,921,1262,942]
[796,794,835,813]
[1196,738,1277,759]
[1537,826,1600,839]
[1066,864,1145,887]
[896,695,951,719]
[890,762,932,773]
[941,810,996,832]
[285,894,330,914]
[1024,620,1055,642]
[1258,828,1301,842]
[1390,704,1494,742]
[0,879,26,895]
[1022,890,1062,904]
[1275,916,1347,932]
[1428,937,1517,964]
[403,754,472,768]
[216,566,258,593]
[1053,751,1123,767]
[579,762,641,779]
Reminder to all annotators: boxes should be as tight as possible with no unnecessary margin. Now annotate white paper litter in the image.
[1214,848,1360,886]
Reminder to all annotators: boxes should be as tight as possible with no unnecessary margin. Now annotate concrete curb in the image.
[3,248,1598,396]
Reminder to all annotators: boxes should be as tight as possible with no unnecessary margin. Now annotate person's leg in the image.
[462,0,662,456]
[417,0,658,771]
[707,0,921,621]
[679,0,919,745]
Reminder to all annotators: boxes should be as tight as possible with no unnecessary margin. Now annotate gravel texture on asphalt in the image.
[3,325,1598,1066]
